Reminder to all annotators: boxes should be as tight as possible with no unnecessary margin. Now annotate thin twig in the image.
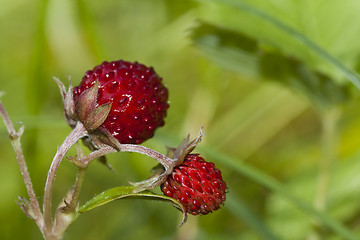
[43,122,87,234]
[0,102,43,226]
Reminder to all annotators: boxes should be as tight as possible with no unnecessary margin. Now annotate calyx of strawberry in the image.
[55,78,121,152]
[130,128,204,192]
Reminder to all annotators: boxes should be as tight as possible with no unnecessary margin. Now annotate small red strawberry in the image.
[161,154,227,215]
[73,60,169,144]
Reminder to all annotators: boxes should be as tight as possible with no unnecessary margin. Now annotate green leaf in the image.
[192,21,260,79]
[192,22,351,109]
[196,0,360,90]
[260,50,351,108]
[78,186,187,226]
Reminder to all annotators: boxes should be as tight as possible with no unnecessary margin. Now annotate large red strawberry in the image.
[72,60,169,144]
[161,154,227,215]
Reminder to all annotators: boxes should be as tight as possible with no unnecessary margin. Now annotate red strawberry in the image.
[161,154,227,215]
[73,60,169,144]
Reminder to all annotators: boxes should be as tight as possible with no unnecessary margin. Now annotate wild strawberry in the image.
[73,60,169,144]
[161,154,227,215]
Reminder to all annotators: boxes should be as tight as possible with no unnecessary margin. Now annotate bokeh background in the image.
[2,0,360,239]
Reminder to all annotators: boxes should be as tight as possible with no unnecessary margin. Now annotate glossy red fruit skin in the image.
[73,60,169,144]
[161,154,227,215]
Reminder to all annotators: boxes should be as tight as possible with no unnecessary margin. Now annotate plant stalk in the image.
[43,122,87,236]
[81,144,175,169]
[68,167,87,210]
[0,102,44,227]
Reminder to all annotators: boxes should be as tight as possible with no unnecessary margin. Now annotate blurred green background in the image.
[2,0,360,239]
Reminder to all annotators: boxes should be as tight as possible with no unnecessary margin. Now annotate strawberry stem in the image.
[43,122,87,238]
[79,144,175,169]
[65,143,88,212]
[119,144,176,169]
[69,167,87,210]
[77,143,177,192]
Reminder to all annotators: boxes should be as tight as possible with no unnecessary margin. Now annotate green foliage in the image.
[192,21,352,109]
[78,186,187,226]
[1,0,360,239]
[196,0,360,88]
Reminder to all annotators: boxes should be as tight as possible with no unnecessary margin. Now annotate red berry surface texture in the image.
[73,60,169,144]
[161,154,227,215]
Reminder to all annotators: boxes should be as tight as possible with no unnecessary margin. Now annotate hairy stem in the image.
[81,144,175,169]
[67,144,87,210]
[81,146,116,165]
[68,167,87,210]
[120,144,175,169]
[43,122,87,235]
[0,102,43,227]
